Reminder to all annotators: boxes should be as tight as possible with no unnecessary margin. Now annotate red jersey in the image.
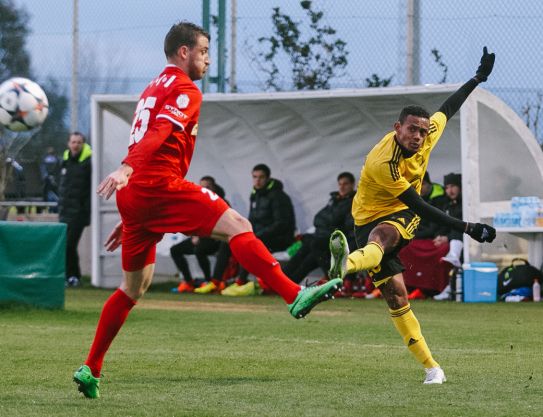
[122,65,202,186]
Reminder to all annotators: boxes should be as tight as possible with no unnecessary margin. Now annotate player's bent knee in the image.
[121,264,154,300]
[213,208,253,239]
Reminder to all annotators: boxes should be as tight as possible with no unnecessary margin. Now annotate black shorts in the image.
[354,209,420,285]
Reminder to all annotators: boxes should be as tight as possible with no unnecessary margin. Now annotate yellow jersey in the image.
[352,112,447,226]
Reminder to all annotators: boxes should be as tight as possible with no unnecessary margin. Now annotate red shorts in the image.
[116,178,229,271]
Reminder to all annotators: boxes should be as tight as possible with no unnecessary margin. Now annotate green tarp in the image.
[0,221,66,308]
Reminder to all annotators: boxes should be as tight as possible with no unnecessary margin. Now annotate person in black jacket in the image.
[414,171,448,239]
[58,132,92,287]
[283,172,356,283]
[434,173,463,266]
[433,172,464,300]
[221,163,296,296]
[170,176,225,294]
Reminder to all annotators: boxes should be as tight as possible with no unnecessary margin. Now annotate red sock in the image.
[229,232,300,303]
[85,289,136,377]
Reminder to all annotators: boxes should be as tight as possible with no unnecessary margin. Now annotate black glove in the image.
[475,46,495,82]
[465,222,496,243]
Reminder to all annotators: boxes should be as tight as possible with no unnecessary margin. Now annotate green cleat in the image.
[329,230,349,280]
[73,365,100,399]
[288,278,343,319]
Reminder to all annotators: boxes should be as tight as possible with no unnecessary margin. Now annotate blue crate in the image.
[463,262,498,303]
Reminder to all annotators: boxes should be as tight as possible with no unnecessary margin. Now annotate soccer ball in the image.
[0,77,49,132]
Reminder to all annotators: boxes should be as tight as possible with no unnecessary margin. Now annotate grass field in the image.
[1,284,542,417]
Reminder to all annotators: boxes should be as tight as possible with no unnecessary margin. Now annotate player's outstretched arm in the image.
[398,187,496,243]
[97,164,134,200]
[437,46,495,120]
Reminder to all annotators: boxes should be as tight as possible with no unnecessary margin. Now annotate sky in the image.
[9,0,543,138]
[14,0,543,89]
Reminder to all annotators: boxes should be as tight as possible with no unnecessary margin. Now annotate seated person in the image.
[398,171,451,299]
[194,241,238,294]
[283,172,356,284]
[171,176,226,293]
[414,172,448,239]
[434,172,463,300]
[221,163,296,296]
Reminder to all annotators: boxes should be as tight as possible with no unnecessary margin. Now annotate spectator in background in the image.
[170,176,225,294]
[434,172,463,300]
[414,172,448,239]
[221,163,296,296]
[283,172,356,284]
[40,146,61,212]
[399,171,450,300]
[4,158,26,215]
[58,132,92,287]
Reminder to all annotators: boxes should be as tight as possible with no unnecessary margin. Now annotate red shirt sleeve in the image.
[122,85,202,169]
[122,117,173,169]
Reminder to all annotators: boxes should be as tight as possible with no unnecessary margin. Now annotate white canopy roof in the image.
[91,84,543,287]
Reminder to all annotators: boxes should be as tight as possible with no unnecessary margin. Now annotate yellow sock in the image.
[346,242,383,274]
[390,304,439,368]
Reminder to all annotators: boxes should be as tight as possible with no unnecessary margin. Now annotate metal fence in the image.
[20,0,543,142]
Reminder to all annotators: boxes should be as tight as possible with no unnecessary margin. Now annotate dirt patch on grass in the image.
[139,299,344,316]
[140,300,272,313]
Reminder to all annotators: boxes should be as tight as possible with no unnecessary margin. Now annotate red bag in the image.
[399,239,452,293]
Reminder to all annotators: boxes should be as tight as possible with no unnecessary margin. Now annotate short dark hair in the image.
[252,163,271,178]
[70,131,86,142]
[337,172,355,183]
[164,21,210,58]
[200,175,216,185]
[398,105,430,124]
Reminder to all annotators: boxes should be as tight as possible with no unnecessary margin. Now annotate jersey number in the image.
[129,96,157,145]
[201,188,219,201]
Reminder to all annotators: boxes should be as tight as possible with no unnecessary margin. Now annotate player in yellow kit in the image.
[329,47,496,384]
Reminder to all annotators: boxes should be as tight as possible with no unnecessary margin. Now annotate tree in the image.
[521,92,543,145]
[431,48,448,84]
[365,74,393,88]
[256,1,349,91]
[0,0,32,218]
[76,40,131,136]
[0,0,31,79]
[0,0,69,218]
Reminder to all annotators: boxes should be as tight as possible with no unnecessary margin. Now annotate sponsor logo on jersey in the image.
[176,94,190,109]
[165,104,188,119]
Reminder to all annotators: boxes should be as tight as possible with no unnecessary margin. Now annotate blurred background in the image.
[3,0,543,197]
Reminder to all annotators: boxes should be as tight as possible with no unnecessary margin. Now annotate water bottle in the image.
[537,208,543,227]
[520,206,536,227]
[511,196,520,213]
[455,267,463,302]
[533,279,541,302]
[493,212,503,227]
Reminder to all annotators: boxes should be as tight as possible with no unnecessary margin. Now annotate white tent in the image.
[91,85,543,288]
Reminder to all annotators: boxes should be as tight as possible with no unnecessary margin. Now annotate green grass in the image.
[1,285,543,417]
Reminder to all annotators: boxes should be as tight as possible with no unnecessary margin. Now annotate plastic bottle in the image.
[455,267,463,302]
[511,196,520,213]
[533,279,541,302]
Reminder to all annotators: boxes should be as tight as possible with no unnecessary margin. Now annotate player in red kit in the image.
[73,21,342,399]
